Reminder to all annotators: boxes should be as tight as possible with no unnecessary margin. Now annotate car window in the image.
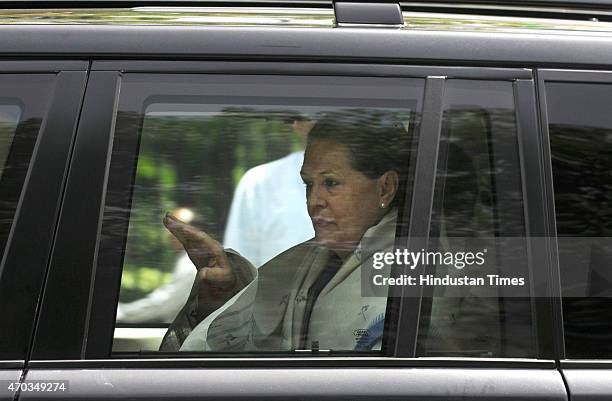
[546,81,612,358]
[418,80,534,357]
[97,74,424,354]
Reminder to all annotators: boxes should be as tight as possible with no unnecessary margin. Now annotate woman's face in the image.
[300,139,388,254]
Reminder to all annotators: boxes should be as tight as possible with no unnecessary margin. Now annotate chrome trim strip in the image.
[0,7,335,27]
[28,357,557,369]
[560,360,612,368]
[0,361,24,369]
[402,10,612,35]
[90,61,532,79]
[0,6,611,36]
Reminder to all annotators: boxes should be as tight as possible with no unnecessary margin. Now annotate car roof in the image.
[0,1,611,68]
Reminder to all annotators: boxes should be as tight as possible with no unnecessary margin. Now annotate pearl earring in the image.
[380,202,385,209]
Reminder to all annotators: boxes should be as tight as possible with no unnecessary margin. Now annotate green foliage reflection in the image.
[119,107,303,301]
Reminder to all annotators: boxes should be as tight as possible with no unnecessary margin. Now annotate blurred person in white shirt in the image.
[223,118,316,267]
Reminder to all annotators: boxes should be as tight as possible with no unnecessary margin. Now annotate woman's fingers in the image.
[163,212,230,272]
[164,213,210,253]
[163,213,192,244]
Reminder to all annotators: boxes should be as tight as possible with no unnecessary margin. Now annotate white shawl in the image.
[180,210,397,352]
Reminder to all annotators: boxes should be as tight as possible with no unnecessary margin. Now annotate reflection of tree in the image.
[552,125,612,237]
[0,119,18,176]
[117,108,302,302]
[406,14,612,35]
[0,117,41,259]
[551,123,612,358]
[0,9,334,27]
[426,107,531,358]
[117,106,414,301]
[431,108,523,238]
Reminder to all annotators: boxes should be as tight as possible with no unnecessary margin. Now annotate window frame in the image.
[0,61,88,363]
[31,61,559,366]
[538,68,612,365]
[519,75,565,360]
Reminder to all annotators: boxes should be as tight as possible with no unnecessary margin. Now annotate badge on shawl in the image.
[354,313,385,351]
[358,304,370,320]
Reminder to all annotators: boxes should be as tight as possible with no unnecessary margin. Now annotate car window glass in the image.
[0,103,22,267]
[547,81,612,358]
[99,74,424,355]
[0,75,54,272]
[417,80,534,358]
[0,105,21,176]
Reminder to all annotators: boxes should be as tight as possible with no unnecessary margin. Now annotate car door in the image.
[538,69,612,401]
[0,61,87,400]
[24,61,567,400]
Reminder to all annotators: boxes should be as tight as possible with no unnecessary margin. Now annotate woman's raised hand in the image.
[163,213,236,291]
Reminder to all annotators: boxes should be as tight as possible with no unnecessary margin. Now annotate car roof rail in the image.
[0,0,610,22]
[0,0,334,9]
[334,2,403,25]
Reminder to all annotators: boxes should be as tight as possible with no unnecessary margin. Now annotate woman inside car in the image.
[159,110,411,352]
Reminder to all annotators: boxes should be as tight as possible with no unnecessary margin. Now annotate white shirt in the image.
[223,151,314,267]
[116,253,197,324]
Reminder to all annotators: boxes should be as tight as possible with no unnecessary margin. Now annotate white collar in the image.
[354,208,398,263]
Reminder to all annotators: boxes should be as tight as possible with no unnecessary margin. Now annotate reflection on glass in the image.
[547,82,612,358]
[158,109,415,352]
[0,105,21,177]
[111,93,420,354]
[420,80,533,358]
